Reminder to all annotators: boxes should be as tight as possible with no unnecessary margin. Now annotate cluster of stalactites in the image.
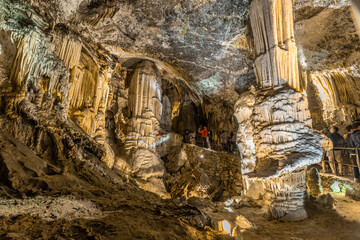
[125,61,163,152]
[309,68,358,107]
[252,88,322,172]
[250,0,301,91]
[9,31,70,117]
[54,35,110,144]
[307,68,360,124]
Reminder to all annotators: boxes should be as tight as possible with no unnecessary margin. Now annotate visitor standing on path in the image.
[198,126,211,149]
[220,130,227,152]
[327,126,345,176]
[350,122,360,183]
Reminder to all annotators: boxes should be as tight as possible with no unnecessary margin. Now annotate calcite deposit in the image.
[0,0,360,239]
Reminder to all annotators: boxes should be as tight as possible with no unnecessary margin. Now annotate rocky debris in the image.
[0,121,217,239]
[0,196,103,221]
[165,144,242,200]
[317,193,337,208]
[319,172,360,201]
[346,184,360,201]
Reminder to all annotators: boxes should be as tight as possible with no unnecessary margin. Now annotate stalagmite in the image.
[125,60,163,152]
[234,86,256,174]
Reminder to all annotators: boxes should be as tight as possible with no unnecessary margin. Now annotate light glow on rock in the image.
[222,220,231,234]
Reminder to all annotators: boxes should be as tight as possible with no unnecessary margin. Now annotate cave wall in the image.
[295,2,360,129]
[1,0,360,220]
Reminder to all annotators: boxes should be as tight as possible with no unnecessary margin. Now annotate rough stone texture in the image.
[0,111,216,240]
[165,144,243,200]
[252,87,322,175]
[307,167,323,196]
[1,0,360,238]
[238,0,323,221]
[295,1,360,128]
[234,86,256,174]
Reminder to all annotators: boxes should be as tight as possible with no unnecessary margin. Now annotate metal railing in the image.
[184,134,238,154]
[322,146,360,176]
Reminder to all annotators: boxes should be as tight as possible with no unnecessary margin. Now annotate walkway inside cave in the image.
[240,191,360,240]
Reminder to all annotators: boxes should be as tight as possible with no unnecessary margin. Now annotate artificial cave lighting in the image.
[0,0,359,239]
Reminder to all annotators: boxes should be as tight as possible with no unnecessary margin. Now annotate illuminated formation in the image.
[1,0,360,238]
[250,0,301,91]
[308,68,360,125]
[126,60,162,152]
[236,0,323,220]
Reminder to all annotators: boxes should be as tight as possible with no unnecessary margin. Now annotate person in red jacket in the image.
[198,126,211,149]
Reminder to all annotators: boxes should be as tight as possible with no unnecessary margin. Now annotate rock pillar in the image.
[237,0,323,221]
[122,60,168,197]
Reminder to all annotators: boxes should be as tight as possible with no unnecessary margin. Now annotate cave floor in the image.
[240,192,360,240]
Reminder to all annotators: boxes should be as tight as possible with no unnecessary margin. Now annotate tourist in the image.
[350,122,360,182]
[184,129,190,143]
[327,126,345,176]
[227,132,233,153]
[320,128,331,173]
[231,132,236,152]
[214,132,218,149]
[189,131,196,144]
[220,131,227,152]
[198,126,211,149]
[343,125,354,175]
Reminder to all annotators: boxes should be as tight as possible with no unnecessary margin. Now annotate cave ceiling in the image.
[2,0,359,104]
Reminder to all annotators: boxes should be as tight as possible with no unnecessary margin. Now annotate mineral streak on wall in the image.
[250,0,301,91]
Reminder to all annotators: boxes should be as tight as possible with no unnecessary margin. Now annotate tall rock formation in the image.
[121,60,168,197]
[235,0,323,221]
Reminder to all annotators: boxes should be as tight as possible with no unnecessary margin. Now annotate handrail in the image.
[322,146,360,176]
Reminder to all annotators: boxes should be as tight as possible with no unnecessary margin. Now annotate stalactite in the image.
[308,68,360,124]
[8,31,70,117]
[250,0,301,91]
[55,36,82,70]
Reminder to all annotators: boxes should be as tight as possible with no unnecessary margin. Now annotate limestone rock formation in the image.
[235,0,323,221]
[165,144,243,200]
[234,87,256,174]
[250,0,301,91]
[1,0,360,238]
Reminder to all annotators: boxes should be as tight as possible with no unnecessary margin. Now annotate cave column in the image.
[121,60,168,198]
[237,0,323,221]
[126,61,163,152]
